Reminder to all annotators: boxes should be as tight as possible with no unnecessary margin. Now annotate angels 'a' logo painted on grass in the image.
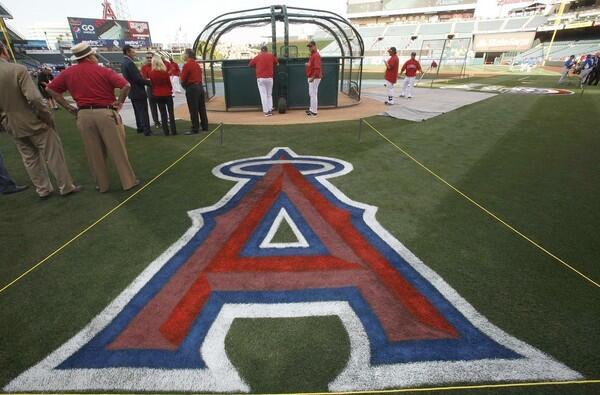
[5,148,581,392]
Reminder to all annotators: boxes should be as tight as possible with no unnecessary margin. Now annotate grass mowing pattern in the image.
[0,75,598,393]
[225,316,350,392]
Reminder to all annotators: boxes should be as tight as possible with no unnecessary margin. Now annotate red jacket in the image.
[306,50,322,78]
[168,62,180,77]
[148,69,173,97]
[401,59,422,77]
[249,52,278,78]
[180,59,202,86]
[385,54,399,84]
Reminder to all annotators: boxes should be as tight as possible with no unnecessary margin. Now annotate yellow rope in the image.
[5,379,600,395]
[285,379,600,395]
[0,124,222,295]
[362,119,599,289]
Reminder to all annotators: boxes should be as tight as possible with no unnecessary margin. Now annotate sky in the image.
[3,0,348,44]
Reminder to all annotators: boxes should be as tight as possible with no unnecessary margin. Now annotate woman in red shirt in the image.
[148,55,177,136]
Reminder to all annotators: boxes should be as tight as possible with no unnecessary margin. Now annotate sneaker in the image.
[154,122,162,128]
[400,94,405,98]
[307,111,318,117]
[305,109,311,115]
[407,96,412,99]
[265,112,273,117]
[384,101,395,105]
[184,130,199,135]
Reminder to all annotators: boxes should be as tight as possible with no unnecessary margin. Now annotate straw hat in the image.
[70,42,96,61]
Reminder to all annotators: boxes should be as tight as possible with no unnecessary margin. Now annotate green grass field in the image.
[0,74,599,394]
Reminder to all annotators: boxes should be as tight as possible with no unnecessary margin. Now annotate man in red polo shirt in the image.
[180,48,208,134]
[249,46,279,116]
[383,46,399,105]
[305,40,322,117]
[47,42,138,193]
[400,52,422,99]
[168,57,182,94]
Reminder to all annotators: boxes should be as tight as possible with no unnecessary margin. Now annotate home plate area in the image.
[5,148,581,393]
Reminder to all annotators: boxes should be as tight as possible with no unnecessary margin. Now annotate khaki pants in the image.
[13,129,76,197]
[76,109,137,192]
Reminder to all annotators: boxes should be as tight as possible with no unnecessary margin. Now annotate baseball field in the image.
[0,74,598,394]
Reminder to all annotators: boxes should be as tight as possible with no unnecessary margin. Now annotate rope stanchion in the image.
[362,119,599,289]
[0,124,223,296]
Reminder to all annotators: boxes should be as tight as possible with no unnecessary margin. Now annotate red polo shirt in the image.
[249,52,278,78]
[385,54,399,84]
[148,69,173,97]
[168,62,180,77]
[48,60,128,107]
[180,59,202,86]
[306,50,322,78]
[140,63,152,79]
[401,58,422,77]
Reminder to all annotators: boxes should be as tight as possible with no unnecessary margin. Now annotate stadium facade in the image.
[329,0,600,67]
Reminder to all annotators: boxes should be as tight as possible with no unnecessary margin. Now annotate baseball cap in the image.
[389,47,397,53]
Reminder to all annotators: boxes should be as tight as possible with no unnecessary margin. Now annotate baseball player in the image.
[400,52,422,99]
[249,46,279,116]
[383,47,399,105]
[558,55,575,84]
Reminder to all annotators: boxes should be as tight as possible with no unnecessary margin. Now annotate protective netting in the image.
[419,38,471,84]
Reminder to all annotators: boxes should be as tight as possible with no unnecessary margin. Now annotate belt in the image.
[78,105,114,110]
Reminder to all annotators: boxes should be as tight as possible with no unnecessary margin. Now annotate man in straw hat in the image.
[0,41,80,199]
[47,42,139,193]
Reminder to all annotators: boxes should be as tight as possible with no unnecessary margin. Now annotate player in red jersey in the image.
[400,52,422,99]
[383,47,400,105]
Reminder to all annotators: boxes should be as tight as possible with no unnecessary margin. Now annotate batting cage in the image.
[194,5,364,112]
[418,37,471,86]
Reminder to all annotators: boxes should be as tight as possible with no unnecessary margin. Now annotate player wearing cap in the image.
[400,52,422,99]
[249,46,279,117]
[305,40,322,117]
[383,47,399,105]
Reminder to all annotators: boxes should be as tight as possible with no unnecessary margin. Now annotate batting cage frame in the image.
[418,37,471,87]
[193,5,364,112]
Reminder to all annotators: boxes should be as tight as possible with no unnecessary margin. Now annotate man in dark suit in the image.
[121,45,152,136]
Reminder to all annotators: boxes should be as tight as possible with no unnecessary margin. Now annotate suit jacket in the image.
[0,59,53,138]
[121,56,149,101]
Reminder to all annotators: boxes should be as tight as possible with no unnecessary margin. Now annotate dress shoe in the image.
[124,179,141,191]
[62,185,82,197]
[2,185,28,195]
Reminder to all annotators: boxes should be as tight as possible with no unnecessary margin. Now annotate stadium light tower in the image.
[114,0,130,20]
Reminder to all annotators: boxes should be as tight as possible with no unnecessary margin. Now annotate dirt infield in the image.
[174,95,386,125]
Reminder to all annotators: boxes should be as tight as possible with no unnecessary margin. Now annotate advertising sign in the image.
[67,17,152,48]
[473,31,535,52]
